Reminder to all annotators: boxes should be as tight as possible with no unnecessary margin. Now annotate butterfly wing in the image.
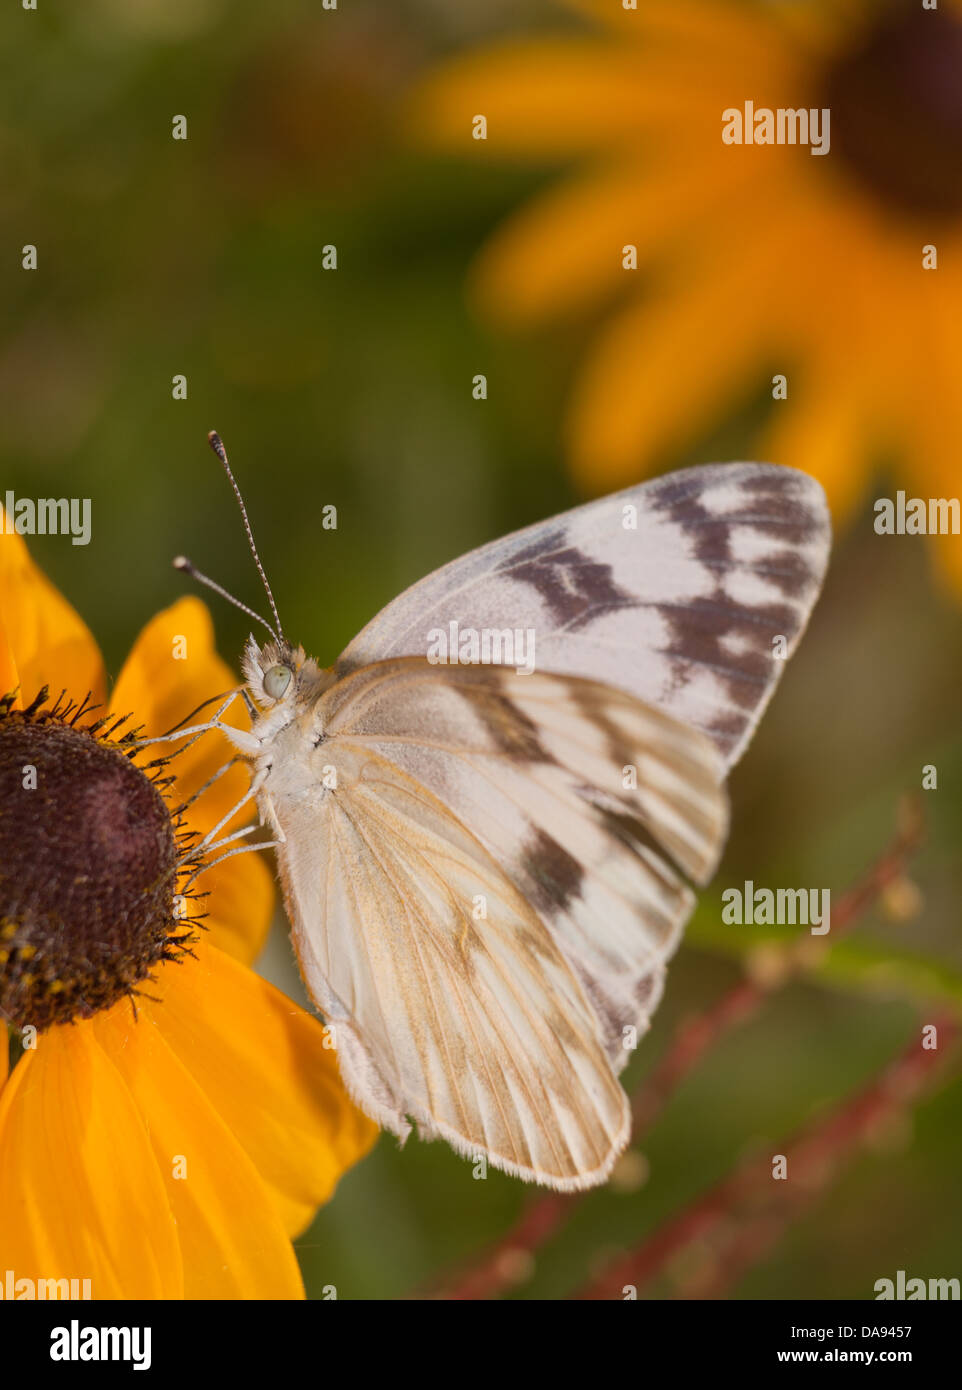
[272,725,631,1190]
[336,463,831,769]
[268,461,829,1188]
[321,658,728,1073]
[268,659,727,1189]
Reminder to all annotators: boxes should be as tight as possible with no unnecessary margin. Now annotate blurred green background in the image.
[1,0,960,1300]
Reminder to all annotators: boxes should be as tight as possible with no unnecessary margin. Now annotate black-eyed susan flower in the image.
[0,529,377,1298]
[411,0,962,592]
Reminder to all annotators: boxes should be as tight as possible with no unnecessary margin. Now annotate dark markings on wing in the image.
[705,708,749,746]
[633,972,659,1007]
[498,529,640,633]
[651,481,735,570]
[566,679,637,771]
[594,807,684,900]
[650,473,825,728]
[657,596,787,703]
[520,827,585,917]
[466,679,554,763]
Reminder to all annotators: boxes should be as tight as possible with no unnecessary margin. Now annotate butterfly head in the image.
[242,636,330,715]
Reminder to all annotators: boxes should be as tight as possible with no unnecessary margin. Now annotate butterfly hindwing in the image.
[263,658,728,1188]
[272,724,631,1190]
[322,658,728,1072]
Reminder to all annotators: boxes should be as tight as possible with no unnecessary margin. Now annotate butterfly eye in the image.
[263,664,292,699]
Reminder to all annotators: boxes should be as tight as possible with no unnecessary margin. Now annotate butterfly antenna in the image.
[172,556,280,644]
[207,430,286,643]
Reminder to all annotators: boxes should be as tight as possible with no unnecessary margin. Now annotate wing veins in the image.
[334,782,553,1166]
[345,772,610,1167]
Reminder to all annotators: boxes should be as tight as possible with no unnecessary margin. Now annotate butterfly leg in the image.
[131,689,261,756]
[169,757,242,818]
[176,767,281,883]
[178,836,284,891]
[185,779,264,861]
[176,820,260,867]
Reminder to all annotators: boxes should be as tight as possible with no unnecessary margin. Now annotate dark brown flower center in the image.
[822,2,962,219]
[0,695,185,1030]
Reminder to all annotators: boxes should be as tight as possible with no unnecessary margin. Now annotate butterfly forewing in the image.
[336,463,831,769]
[273,732,631,1189]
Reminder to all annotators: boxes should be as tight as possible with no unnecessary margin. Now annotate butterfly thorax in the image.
[238,637,339,831]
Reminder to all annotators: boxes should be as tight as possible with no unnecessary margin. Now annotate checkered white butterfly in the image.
[167,434,830,1191]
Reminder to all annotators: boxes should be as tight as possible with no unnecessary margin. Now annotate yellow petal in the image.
[566,178,802,491]
[0,1025,183,1298]
[0,530,105,708]
[110,596,253,841]
[408,39,659,158]
[756,368,870,526]
[471,151,761,328]
[752,220,882,524]
[149,941,378,1237]
[94,1004,305,1299]
[409,3,803,158]
[562,0,796,61]
[198,840,275,965]
[904,270,962,599]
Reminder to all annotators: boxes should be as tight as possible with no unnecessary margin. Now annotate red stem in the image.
[577,1011,959,1300]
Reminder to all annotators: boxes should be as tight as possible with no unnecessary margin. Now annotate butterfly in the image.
[172,435,830,1192]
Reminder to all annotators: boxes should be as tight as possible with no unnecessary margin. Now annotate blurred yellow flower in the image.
[0,531,377,1298]
[411,0,962,591]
